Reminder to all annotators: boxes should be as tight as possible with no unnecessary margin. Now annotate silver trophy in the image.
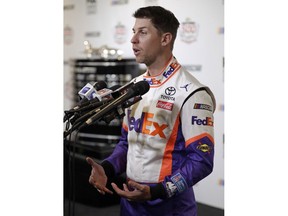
[83,40,124,60]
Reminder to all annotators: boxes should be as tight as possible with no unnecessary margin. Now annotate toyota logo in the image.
[165,86,176,96]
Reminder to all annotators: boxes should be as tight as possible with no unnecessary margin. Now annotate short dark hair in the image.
[133,6,180,50]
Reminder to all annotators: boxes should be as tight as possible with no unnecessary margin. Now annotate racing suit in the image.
[102,56,216,216]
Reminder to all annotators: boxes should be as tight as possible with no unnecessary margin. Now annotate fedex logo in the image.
[143,77,161,85]
[128,110,168,138]
[163,62,178,78]
[191,116,214,126]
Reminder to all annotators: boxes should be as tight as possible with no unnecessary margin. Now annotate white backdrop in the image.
[64,0,224,209]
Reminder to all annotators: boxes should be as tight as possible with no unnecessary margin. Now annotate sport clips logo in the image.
[127,110,168,138]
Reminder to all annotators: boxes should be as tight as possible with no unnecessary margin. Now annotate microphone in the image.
[80,80,150,128]
[76,80,107,106]
[67,85,121,113]
[69,98,112,126]
[66,85,121,126]
[63,81,149,138]
[68,83,132,125]
[63,81,108,122]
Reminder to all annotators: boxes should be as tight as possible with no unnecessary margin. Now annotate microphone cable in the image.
[64,120,80,216]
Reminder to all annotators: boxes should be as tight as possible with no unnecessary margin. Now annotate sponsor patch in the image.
[170,173,188,194]
[160,94,175,101]
[196,142,212,154]
[163,62,179,79]
[127,110,168,138]
[165,182,177,198]
[165,86,176,96]
[156,100,174,111]
[180,83,191,92]
[192,116,214,126]
[194,103,213,112]
[160,86,176,101]
[143,77,161,85]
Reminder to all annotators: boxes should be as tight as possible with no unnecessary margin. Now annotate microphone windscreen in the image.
[94,80,107,90]
[132,80,150,96]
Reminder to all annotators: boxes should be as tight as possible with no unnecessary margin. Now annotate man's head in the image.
[133,6,180,51]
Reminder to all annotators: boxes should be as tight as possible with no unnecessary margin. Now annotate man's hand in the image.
[86,157,113,195]
[111,180,151,202]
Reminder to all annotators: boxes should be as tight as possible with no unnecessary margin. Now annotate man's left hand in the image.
[111,180,151,202]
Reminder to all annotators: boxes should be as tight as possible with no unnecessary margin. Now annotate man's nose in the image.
[131,34,138,44]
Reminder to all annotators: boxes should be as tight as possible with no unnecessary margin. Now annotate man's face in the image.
[131,18,163,66]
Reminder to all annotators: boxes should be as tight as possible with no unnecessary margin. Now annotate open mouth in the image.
[133,48,140,56]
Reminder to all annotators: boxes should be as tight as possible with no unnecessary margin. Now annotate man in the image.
[86,6,216,216]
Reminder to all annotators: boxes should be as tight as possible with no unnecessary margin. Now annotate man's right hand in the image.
[86,157,113,195]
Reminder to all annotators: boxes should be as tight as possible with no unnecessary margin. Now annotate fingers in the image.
[94,184,113,195]
[128,180,143,191]
[105,189,114,195]
[88,175,94,185]
[86,157,97,167]
[88,173,113,195]
[111,182,135,199]
[111,181,139,195]
[127,181,151,201]
[111,182,121,194]
[111,182,149,202]
[90,179,113,195]
[86,157,113,195]
[123,183,130,192]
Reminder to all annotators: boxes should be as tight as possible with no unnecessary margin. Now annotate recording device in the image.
[70,85,121,113]
[78,83,97,100]
[63,80,150,138]
[67,82,134,125]
[65,82,135,119]
[72,81,107,110]
[64,81,108,122]
[67,85,121,125]
[80,80,150,128]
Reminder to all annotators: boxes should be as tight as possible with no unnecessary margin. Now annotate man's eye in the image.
[140,31,147,35]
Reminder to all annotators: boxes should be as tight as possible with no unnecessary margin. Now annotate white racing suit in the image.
[102,56,216,216]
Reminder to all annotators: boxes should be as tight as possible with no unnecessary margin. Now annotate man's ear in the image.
[161,32,173,47]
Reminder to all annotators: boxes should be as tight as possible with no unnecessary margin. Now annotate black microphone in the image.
[63,81,149,138]
[75,82,134,113]
[80,80,150,128]
[70,85,121,113]
[63,81,107,122]
[94,80,107,91]
[64,81,113,122]
[67,85,121,126]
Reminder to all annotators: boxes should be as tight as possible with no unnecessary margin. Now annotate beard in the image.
[135,52,156,67]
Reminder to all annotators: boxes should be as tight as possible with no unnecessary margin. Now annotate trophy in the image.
[83,40,124,60]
